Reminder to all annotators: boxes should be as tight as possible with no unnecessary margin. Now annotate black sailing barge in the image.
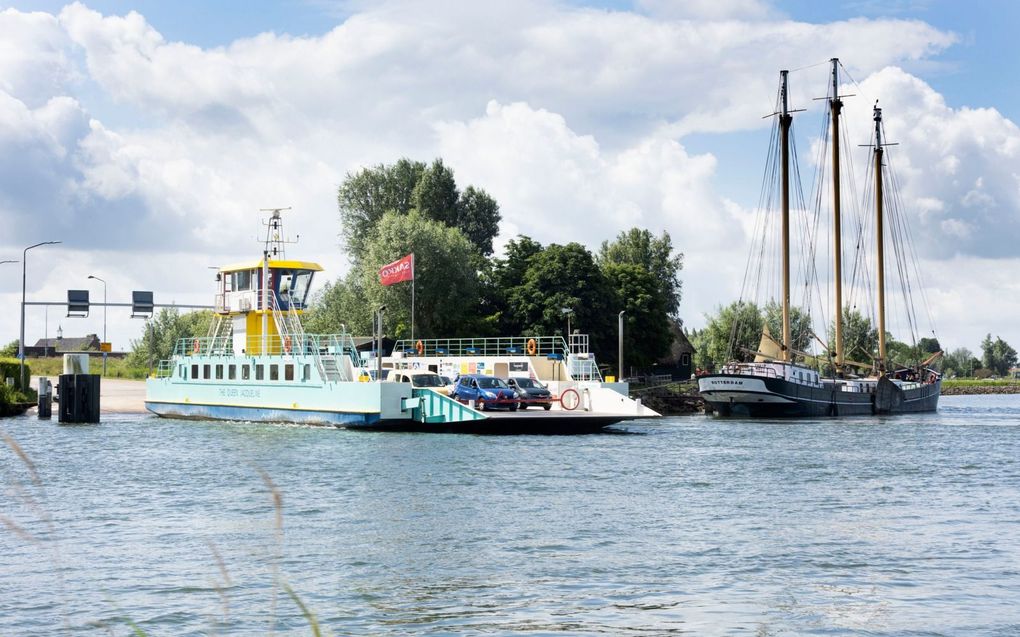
[698,59,941,417]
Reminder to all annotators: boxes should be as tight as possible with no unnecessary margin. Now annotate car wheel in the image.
[510,403,518,412]
[543,404,552,411]
[519,402,527,410]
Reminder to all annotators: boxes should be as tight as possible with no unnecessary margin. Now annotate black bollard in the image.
[37,377,52,419]
[57,374,101,424]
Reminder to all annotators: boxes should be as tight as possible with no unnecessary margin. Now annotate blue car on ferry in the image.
[451,374,519,411]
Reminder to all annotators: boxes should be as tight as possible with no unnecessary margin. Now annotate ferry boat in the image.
[145,210,658,432]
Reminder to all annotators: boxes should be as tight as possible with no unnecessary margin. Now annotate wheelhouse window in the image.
[303,364,311,381]
[233,269,252,291]
[255,365,264,381]
[203,365,211,380]
[270,365,279,381]
[289,271,314,308]
[241,365,250,380]
[215,364,224,380]
[284,364,294,381]
[191,364,199,379]
[228,364,237,380]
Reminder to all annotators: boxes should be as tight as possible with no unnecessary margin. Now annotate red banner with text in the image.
[379,253,414,286]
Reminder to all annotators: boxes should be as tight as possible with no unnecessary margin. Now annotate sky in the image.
[1,0,1018,358]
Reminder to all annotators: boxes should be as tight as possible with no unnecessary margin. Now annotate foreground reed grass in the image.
[1,430,328,635]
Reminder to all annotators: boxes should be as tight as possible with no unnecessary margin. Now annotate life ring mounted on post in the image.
[526,338,537,356]
[416,340,424,356]
[560,388,580,411]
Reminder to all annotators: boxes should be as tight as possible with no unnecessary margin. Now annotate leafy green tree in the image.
[604,262,671,369]
[310,211,480,339]
[412,158,460,227]
[886,339,919,368]
[303,275,371,335]
[981,334,1018,376]
[337,158,426,260]
[763,301,813,355]
[128,309,214,370]
[505,242,615,352]
[456,186,501,256]
[598,228,684,318]
[695,301,763,371]
[918,337,941,354]
[831,308,879,365]
[942,347,979,377]
[0,340,18,358]
[483,236,544,334]
[338,157,502,259]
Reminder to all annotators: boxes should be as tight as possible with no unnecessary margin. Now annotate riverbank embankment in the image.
[942,381,1020,396]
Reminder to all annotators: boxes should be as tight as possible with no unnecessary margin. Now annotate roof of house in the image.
[32,334,101,351]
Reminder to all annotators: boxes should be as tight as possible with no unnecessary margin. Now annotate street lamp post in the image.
[20,241,61,391]
[375,305,386,381]
[88,275,108,375]
[618,310,626,382]
[561,307,574,353]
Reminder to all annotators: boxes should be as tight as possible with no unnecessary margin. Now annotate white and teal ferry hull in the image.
[145,357,415,427]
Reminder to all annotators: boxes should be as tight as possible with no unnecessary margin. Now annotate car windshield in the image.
[476,377,507,389]
[411,374,445,388]
[514,378,541,389]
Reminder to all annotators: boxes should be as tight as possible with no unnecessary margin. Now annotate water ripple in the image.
[2,396,1019,634]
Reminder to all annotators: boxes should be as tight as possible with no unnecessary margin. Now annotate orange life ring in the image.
[416,340,424,356]
[192,339,200,354]
[526,338,537,356]
[284,336,292,353]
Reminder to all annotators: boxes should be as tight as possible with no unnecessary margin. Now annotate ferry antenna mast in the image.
[259,207,298,259]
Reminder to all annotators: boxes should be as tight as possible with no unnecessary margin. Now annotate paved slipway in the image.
[31,376,147,414]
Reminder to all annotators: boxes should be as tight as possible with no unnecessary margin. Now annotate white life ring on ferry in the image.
[416,340,424,356]
[283,336,292,353]
[192,339,200,354]
[526,338,537,356]
[560,388,580,411]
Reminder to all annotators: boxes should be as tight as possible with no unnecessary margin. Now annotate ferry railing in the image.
[567,352,603,382]
[155,359,174,378]
[391,335,573,358]
[174,335,235,357]
[172,332,360,361]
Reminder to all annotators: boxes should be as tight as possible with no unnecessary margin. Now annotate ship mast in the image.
[779,70,792,362]
[829,59,845,375]
[873,104,887,372]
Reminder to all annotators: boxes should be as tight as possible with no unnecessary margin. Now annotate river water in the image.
[2,394,1019,636]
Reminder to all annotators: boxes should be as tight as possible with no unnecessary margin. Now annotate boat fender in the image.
[416,340,424,356]
[526,338,537,356]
